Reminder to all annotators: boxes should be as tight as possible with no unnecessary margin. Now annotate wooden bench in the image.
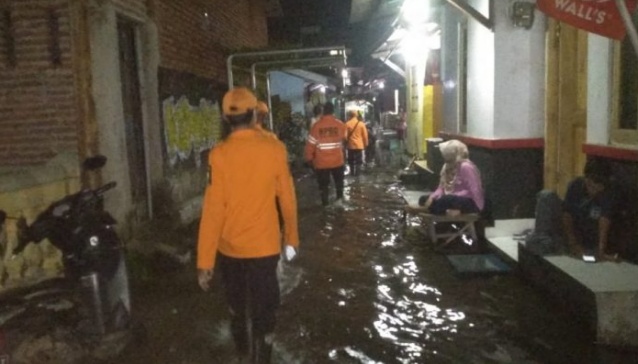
[401,191,479,245]
[419,212,479,246]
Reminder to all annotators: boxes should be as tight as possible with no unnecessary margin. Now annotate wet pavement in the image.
[105,165,638,364]
[0,143,635,364]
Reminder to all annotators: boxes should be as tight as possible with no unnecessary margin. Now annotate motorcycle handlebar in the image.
[12,182,116,257]
[12,217,30,256]
[12,243,26,257]
[95,181,117,196]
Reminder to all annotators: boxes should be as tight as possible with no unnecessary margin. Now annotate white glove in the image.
[284,245,297,262]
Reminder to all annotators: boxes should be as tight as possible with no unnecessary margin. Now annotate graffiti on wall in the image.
[162,96,222,166]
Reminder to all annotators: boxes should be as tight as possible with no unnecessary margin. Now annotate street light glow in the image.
[402,0,429,26]
[401,25,429,65]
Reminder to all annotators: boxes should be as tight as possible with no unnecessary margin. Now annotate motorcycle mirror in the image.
[0,210,5,225]
[82,155,107,171]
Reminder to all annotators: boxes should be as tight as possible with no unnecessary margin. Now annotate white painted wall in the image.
[493,1,546,139]
[465,0,495,138]
[441,0,546,140]
[440,7,461,134]
[270,71,306,115]
[587,34,613,145]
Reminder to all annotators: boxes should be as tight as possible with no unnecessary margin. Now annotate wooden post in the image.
[544,19,560,192]
[544,20,588,196]
[69,0,100,189]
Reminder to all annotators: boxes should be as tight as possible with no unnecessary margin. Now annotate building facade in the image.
[0,0,269,287]
[438,0,637,233]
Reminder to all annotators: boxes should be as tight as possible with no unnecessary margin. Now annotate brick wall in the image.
[157,0,268,83]
[0,0,77,166]
[155,0,269,224]
[112,0,147,19]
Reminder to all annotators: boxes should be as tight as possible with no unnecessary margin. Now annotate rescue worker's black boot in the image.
[353,164,360,176]
[320,189,329,206]
[231,316,249,358]
[251,335,272,364]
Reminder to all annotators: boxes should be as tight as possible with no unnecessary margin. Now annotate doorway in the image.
[117,18,148,219]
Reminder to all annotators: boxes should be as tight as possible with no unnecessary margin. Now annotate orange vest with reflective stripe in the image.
[304,115,346,169]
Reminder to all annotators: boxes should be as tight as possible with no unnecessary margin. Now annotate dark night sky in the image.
[267,0,354,48]
[265,0,406,88]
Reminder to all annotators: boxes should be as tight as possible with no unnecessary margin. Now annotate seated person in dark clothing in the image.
[419,139,484,216]
[562,159,618,261]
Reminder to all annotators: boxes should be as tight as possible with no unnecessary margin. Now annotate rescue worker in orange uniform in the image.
[304,101,347,206]
[255,100,277,139]
[345,111,369,176]
[197,87,299,363]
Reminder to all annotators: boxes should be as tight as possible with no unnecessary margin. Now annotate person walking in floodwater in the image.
[197,87,299,363]
[304,101,347,206]
[345,111,369,177]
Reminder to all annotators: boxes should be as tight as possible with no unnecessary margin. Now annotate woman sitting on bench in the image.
[419,139,484,216]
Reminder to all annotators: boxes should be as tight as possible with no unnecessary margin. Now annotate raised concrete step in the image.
[519,244,638,347]
[486,219,638,347]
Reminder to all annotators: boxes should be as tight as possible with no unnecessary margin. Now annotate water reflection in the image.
[368,233,475,362]
[109,168,638,364]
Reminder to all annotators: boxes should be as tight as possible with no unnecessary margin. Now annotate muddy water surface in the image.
[112,168,637,364]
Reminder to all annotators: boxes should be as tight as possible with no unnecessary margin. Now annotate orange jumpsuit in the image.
[197,129,299,270]
[345,117,369,150]
[255,123,278,139]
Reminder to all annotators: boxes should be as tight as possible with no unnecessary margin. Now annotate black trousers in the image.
[429,195,479,215]
[347,149,364,176]
[315,166,345,205]
[218,253,280,351]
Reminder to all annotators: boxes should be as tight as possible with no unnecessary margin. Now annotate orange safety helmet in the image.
[257,101,269,115]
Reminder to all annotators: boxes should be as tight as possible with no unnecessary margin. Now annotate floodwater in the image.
[110,166,638,364]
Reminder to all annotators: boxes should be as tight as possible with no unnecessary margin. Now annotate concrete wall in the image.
[0,152,80,289]
[586,34,613,146]
[157,68,225,223]
[465,0,495,139]
[88,0,160,229]
[155,0,269,224]
[493,0,545,139]
[439,0,547,219]
[440,0,545,140]
[440,7,462,134]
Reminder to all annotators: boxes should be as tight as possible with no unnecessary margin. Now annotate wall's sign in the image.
[537,0,637,40]
[162,96,221,166]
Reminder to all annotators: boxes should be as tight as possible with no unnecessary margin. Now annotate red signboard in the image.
[537,0,637,40]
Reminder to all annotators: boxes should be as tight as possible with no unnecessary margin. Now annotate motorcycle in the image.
[0,155,135,361]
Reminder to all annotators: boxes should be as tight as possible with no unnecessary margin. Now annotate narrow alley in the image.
[109,165,626,364]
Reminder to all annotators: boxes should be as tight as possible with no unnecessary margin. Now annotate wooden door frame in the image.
[544,20,588,196]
